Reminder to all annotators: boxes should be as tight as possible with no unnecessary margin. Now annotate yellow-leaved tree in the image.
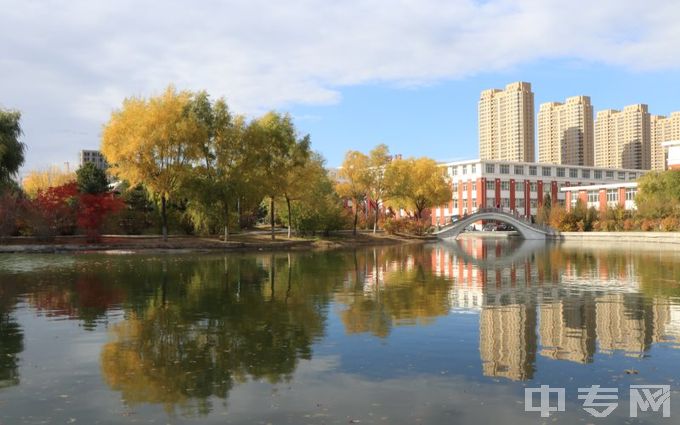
[385,157,450,220]
[364,144,392,233]
[22,166,76,197]
[101,86,205,240]
[336,150,369,235]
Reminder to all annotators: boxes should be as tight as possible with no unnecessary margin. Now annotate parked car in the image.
[482,223,497,231]
[451,215,461,223]
[495,223,515,231]
[464,224,477,232]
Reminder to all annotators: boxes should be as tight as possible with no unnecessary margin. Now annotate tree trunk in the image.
[373,201,379,234]
[269,254,275,298]
[270,196,275,241]
[353,204,358,236]
[223,201,229,242]
[237,197,241,231]
[286,196,292,238]
[161,194,168,242]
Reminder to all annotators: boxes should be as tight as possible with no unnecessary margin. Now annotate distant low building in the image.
[79,150,108,171]
[560,142,680,212]
[560,182,638,212]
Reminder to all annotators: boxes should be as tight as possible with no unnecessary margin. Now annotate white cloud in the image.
[2,0,680,169]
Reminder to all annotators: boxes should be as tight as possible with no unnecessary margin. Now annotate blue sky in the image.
[2,0,680,172]
[291,60,680,167]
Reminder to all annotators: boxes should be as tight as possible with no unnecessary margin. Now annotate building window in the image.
[451,166,457,176]
[514,165,524,175]
[542,167,552,177]
[501,181,510,191]
[501,198,510,208]
[486,181,495,190]
[594,170,602,179]
[530,199,538,208]
[557,167,565,177]
[607,189,618,202]
[529,166,537,176]
[582,169,590,178]
[462,165,467,175]
[453,182,458,192]
[471,164,476,173]
[500,164,510,174]
[515,197,524,207]
[587,191,598,203]
[628,172,636,180]
[569,168,578,178]
[530,182,537,192]
[626,188,636,200]
[618,172,625,180]
[606,170,614,179]
[486,164,495,173]
[453,199,458,208]
[486,198,495,207]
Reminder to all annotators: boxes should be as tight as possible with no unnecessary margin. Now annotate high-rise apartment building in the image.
[538,96,594,166]
[594,104,651,170]
[479,82,535,163]
[79,150,108,171]
[650,112,680,170]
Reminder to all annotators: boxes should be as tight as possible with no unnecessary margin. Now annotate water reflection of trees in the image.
[99,254,338,415]
[335,245,455,337]
[0,311,22,389]
[1,242,680,403]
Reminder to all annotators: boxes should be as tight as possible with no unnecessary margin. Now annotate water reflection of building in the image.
[428,240,680,380]
[539,298,596,363]
[479,304,536,381]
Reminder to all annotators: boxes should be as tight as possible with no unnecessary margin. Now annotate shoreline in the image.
[551,231,680,245]
[0,232,428,255]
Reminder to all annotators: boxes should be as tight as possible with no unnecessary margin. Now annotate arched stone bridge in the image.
[433,208,556,240]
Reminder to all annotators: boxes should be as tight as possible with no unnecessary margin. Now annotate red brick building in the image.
[432,159,645,225]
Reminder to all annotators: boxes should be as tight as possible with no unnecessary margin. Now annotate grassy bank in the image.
[0,231,425,254]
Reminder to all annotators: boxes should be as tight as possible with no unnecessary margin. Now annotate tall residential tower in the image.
[538,96,594,166]
[479,82,535,163]
[650,112,680,170]
[594,104,651,170]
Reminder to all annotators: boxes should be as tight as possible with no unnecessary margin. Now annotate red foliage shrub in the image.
[622,218,636,231]
[77,193,124,242]
[383,217,431,236]
[27,182,79,240]
[659,217,680,232]
[640,219,659,231]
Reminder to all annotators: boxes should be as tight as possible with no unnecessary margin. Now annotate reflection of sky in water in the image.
[0,254,76,273]
[0,242,679,424]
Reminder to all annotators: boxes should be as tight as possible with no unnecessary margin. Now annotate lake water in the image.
[1,239,680,424]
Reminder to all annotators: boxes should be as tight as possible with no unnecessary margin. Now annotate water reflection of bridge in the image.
[430,239,680,381]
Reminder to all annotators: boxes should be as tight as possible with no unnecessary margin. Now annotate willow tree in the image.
[0,109,25,189]
[246,112,309,240]
[101,86,204,240]
[385,157,450,220]
[280,135,312,238]
[182,92,254,241]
